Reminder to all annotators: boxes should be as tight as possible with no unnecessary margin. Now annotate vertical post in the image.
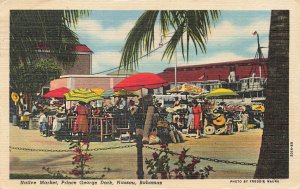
[136,135,144,179]
[100,118,103,142]
[111,118,115,140]
[105,118,108,135]
[175,49,177,87]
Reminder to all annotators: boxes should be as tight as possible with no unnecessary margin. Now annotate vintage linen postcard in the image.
[0,0,299,188]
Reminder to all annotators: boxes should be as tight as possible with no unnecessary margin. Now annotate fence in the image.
[10,141,257,179]
[48,116,115,142]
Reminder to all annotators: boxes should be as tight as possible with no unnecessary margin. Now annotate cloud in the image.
[196,53,248,64]
[209,19,270,43]
[75,19,135,42]
[87,15,270,74]
[92,51,122,74]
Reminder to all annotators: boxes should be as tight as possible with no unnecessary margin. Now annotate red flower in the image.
[73,154,81,163]
[152,152,159,161]
[83,153,92,160]
[187,163,195,171]
[160,144,168,149]
[192,158,200,164]
[73,147,81,154]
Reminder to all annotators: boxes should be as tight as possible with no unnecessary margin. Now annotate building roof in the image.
[106,69,139,76]
[36,44,93,53]
[164,58,269,72]
[158,58,268,83]
[71,44,93,53]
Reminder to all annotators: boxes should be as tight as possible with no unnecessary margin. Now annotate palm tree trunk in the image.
[254,10,289,178]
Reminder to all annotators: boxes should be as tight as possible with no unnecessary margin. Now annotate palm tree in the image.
[10,10,89,66]
[254,10,289,178]
[120,11,220,69]
[10,10,89,110]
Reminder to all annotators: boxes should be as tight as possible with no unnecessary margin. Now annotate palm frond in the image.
[120,11,159,70]
[10,10,89,66]
[120,10,220,69]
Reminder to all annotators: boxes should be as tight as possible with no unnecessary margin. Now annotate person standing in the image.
[74,101,89,134]
[186,102,194,136]
[192,99,202,138]
[52,112,67,134]
[39,109,49,137]
[116,97,127,128]
[173,97,181,107]
[31,102,38,115]
[128,100,138,140]
[254,114,264,129]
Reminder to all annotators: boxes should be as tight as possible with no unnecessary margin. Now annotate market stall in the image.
[113,72,169,143]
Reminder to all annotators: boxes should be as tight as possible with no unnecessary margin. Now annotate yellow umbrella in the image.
[205,88,238,98]
[64,88,102,103]
[91,88,105,95]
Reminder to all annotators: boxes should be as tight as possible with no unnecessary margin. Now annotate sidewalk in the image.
[10,124,263,179]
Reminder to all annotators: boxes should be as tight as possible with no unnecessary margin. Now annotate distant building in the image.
[50,75,126,91]
[106,69,139,76]
[37,44,93,93]
[37,44,93,75]
[157,58,268,102]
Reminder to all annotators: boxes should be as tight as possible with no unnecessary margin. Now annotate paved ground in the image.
[10,124,263,179]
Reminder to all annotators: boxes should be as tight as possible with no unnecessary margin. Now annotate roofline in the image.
[60,74,127,78]
[36,44,93,53]
[163,58,269,71]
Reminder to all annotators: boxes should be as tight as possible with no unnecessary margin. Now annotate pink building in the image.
[50,75,126,90]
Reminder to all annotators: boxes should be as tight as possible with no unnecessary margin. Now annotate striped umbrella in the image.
[101,89,139,98]
[64,88,101,103]
[101,89,115,98]
[91,88,105,95]
[205,88,238,98]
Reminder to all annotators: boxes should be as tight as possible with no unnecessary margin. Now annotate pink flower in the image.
[73,147,81,154]
[152,152,159,161]
[83,153,92,160]
[192,158,200,164]
[187,163,195,171]
[73,155,81,163]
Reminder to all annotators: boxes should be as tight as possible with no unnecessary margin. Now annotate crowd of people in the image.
[15,91,264,143]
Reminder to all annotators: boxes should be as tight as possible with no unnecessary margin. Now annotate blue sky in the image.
[74,10,271,74]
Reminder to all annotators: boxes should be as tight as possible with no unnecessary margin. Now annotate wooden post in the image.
[100,118,103,142]
[111,118,115,140]
[136,135,144,179]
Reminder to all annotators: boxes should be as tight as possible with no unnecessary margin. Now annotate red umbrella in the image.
[43,87,70,98]
[114,73,168,91]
